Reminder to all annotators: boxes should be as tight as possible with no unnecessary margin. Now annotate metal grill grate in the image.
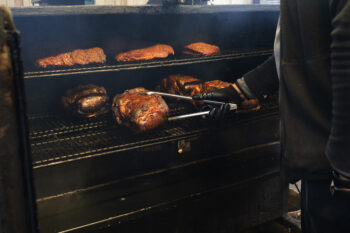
[28,104,210,169]
[24,50,273,78]
[29,99,278,169]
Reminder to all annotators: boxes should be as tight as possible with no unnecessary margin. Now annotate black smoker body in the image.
[9,5,286,233]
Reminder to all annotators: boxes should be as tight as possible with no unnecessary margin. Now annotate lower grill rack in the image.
[28,100,278,169]
[28,105,210,169]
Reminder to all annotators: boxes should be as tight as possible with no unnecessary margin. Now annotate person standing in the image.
[194,1,350,232]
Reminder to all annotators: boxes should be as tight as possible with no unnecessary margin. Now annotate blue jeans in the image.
[301,179,350,233]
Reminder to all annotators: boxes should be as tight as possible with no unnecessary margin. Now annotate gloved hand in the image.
[331,170,350,196]
[201,103,232,121]
[193,85,244,103]
[194,84,260,120]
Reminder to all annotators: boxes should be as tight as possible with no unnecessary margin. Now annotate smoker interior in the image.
[12,5,286,233]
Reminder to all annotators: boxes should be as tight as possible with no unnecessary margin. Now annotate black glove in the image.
[193,85,244,104]
[194,85,245,121]
[201,103,232,121]
[331,170,350,196]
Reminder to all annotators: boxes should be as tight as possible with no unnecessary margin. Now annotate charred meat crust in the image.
[62,84,109,118]
[112,87,170,132]
[158,74,204,108]
[158,74,203,97]
[158,75,233,108]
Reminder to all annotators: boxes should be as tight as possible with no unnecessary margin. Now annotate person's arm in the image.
[192,55,279,119]
[327,0,350,183]
[240,55,279,100]
[193,55,278,108]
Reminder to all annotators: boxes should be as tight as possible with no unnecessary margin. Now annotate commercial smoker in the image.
[0,4,287,233]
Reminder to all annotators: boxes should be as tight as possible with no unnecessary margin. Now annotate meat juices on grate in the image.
[112,87,170,132]
[36,47,106,68]
[183,42,220,56]
[115,44,175,62]
[62,84,109,118]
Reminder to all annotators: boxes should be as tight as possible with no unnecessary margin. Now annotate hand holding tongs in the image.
[144,91,237,121]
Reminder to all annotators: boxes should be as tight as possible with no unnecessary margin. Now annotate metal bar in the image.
[146,91,193,101]
[168,111,209,121]
[11,5,280,17]
[146,91,229,106]
[23,50,273,78]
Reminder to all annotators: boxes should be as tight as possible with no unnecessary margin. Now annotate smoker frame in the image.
[0,7,38,233]
[2,4,287,233]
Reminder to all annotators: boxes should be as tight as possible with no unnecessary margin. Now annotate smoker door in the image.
[12,5,286,233]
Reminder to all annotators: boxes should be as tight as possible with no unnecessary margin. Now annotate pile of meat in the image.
[110,77,232,131]
[61,75,234,131]
[37,47,106,68]
[62,84,109,118]
[112,87,170,132]
[158,74,202,97]
[158,74,232,108]
[159,75,231,95]
[115,44,175,62]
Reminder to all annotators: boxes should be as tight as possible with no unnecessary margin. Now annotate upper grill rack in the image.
[24,50,273,79]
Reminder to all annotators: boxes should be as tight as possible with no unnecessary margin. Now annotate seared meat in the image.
[62,84,109,118]
[159,76,234,96]
[158,76,235,108]
[158,74,203,108]
[183,42,220,56]
[112,87,170,132]
[158,74,203,96]
[203,80,260,110]
[203,80,232,92]
[116,44,175,62]
[37,47,106,68]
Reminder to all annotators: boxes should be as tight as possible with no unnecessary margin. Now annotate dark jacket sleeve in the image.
[239,55,279,100]
[326,0,350,177]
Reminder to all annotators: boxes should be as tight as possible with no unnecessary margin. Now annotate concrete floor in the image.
[241,186,302,233]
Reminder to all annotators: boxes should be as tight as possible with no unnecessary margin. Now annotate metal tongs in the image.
[144,91,237,121]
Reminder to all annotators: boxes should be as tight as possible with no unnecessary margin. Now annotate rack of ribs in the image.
[183,42,220,56]
[62,84,109,118]
[37,47,106,68]
[112,87,170,132]
[115,44,175,62]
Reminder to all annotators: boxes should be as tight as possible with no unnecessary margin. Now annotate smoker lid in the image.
[11,4,280,17]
